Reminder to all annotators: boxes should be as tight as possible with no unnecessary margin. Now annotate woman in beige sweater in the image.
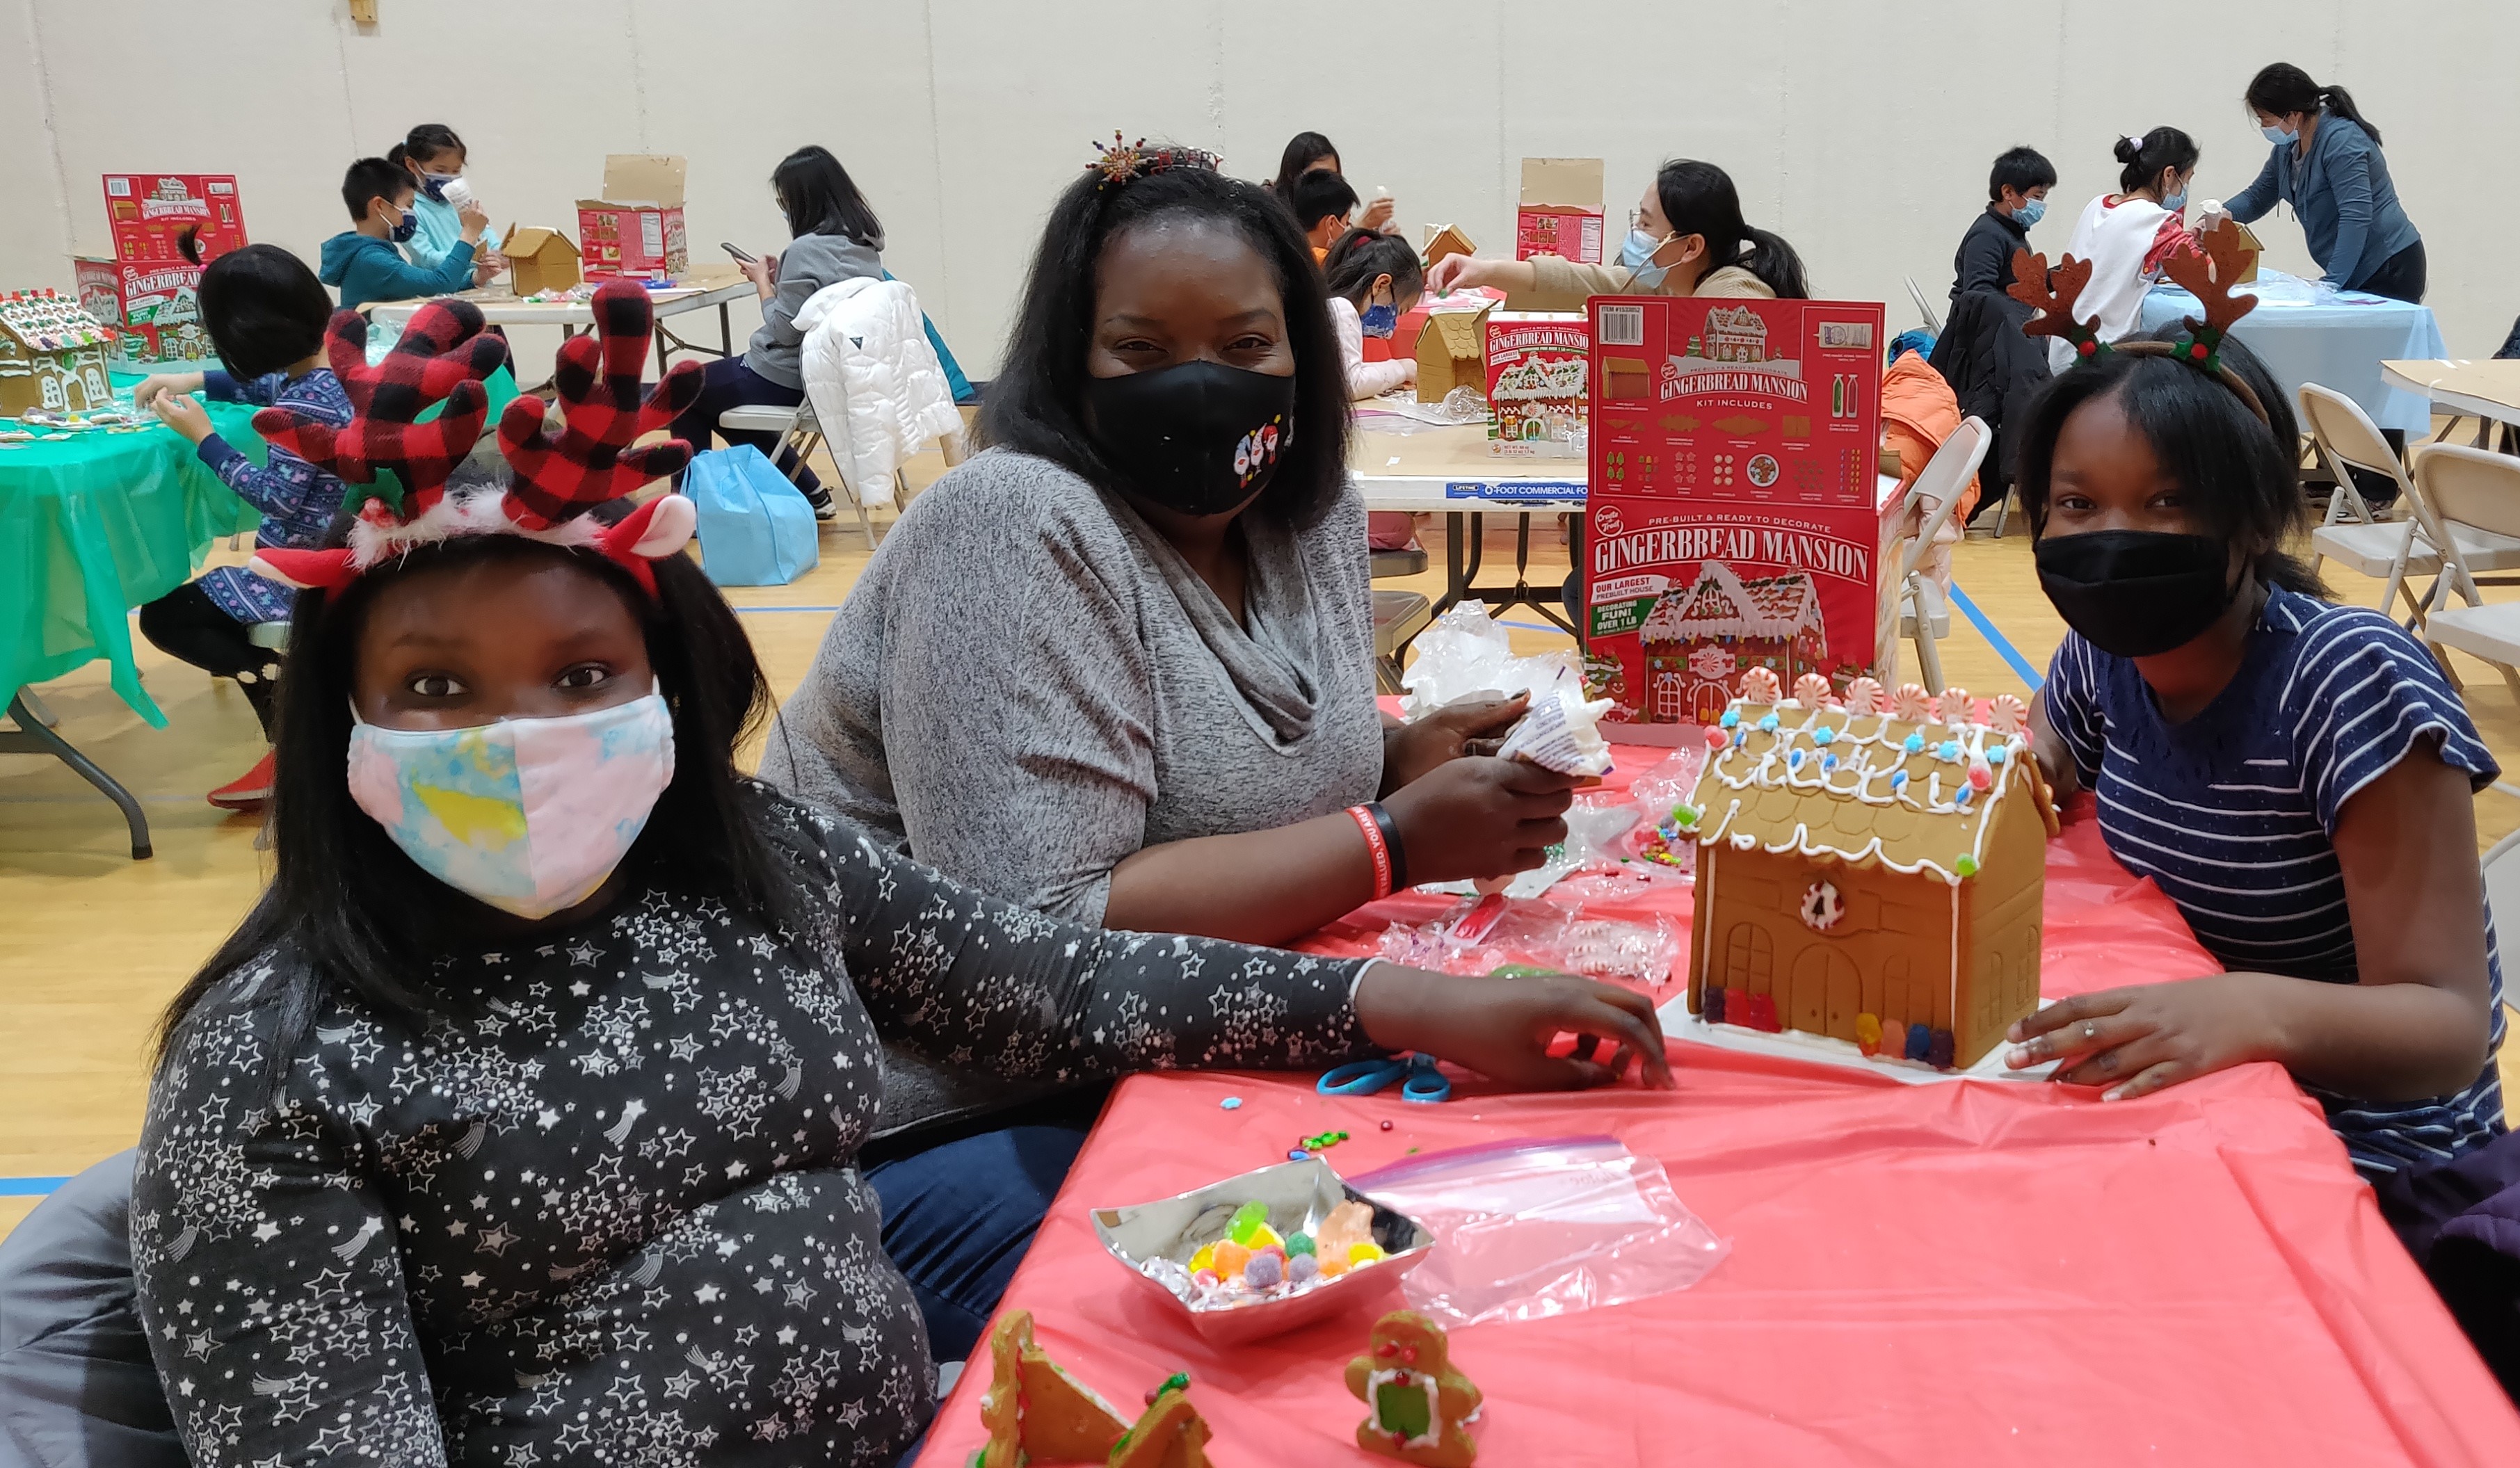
[1428,158,1809,306]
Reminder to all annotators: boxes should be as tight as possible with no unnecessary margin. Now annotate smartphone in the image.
[721,241,758,264]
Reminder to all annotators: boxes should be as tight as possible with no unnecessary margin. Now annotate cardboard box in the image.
[1485,311,1589,458]
[1582,295,1893,734]
[101,174,246,264]
[504,227,582,296]
[1415,304,1490,403]
[1515,158,1604,266]
[74,256,213,366]
[576,154,688,280]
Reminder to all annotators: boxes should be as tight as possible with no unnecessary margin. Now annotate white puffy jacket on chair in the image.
[794,276,963,509]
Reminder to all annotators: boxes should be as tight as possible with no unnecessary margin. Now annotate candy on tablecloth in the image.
[974,1309,1131,1468]
[1345,1309,1483,1466]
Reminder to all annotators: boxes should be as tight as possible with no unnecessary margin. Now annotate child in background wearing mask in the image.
[2007,255,2501,1182]
[317,156,487,312]
[129,241,349,811]
[1951,145,2055,302]
[390,122,504,287]
[2046,127,2200,371]
[128,283,1671,1467]
[1321,227,1423,400]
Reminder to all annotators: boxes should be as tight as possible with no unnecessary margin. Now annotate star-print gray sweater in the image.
[129,793,1376,1466]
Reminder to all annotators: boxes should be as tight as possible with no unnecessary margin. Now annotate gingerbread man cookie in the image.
[1345,1310,1482,1466]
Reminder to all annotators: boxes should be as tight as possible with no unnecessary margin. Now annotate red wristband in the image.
[1345,804,1393,900]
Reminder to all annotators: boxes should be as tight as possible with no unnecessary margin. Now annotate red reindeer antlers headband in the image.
[2006,218,2269,425]
[250,280,706,597]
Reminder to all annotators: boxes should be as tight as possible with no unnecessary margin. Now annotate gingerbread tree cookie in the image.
[1105,1373,1213,1468]
[1345,1310,1482,1466]
[974,1309,1130,1467]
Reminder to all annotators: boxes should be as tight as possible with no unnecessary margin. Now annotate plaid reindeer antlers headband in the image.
[2006,218,2269,426]
[250,280,706,597]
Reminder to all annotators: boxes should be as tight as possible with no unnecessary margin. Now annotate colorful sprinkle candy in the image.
[1902,732,1925,754]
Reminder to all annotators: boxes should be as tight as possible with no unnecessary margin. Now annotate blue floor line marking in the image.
[0,1177,68,1197]
[1948,580,2044,690]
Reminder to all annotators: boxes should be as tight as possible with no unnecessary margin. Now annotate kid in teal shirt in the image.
[318,156,484,312]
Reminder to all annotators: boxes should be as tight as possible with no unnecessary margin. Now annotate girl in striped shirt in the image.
[2014,330,2504,1179]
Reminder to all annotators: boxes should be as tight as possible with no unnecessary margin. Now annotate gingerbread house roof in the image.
[1641,562,1822,646]
[1421,309,1485,363]
[1685,691,2044,885]
[0,289,110,353]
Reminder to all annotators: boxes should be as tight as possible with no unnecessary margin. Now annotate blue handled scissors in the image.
[1317,1052,1452,1104]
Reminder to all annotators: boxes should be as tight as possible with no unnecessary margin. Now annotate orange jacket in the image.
[1881,349,1980,528]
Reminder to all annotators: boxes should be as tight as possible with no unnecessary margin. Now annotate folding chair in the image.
[719,396,886,551]
[2408,444,2520,702]
[1888,416,1992,695]
[1904,275,1943,336]
[2485,828,2520,953]
[1371,589,1433,695]
[2298,383,2440,628]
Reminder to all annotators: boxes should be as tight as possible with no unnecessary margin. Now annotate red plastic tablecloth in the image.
[913,741,2520,1463]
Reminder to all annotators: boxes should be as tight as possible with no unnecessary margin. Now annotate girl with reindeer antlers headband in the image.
[122,280,1672,1466]
[1998,223,2505,1190]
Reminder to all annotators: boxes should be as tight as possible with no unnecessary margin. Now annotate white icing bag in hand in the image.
[1495,693,1616,777]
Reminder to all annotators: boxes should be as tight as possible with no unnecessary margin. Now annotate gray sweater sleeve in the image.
[745,232,883,385]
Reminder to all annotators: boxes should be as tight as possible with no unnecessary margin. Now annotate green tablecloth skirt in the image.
[0,366,520,727]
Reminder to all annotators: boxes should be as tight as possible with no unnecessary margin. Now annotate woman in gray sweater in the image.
[668,144,883,517]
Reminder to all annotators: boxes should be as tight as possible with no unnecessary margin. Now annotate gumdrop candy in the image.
[1904,1024,1933,1063]
[1349,1242,1387,1265]
[1928,1029,1957,1070]
[1289,1252,1322,1284]
[1319,1255,1353,1278]
[1855,1013,1883,1056]
[1228,1201,1270,1245]
[1285,1232,1316,1257]
[1955,854,1980,878]
[1703,987,1728,1024]
[1188,1243,1217,1274]
[1744,992,1781,1033]
[1879,1020,1907,1058]
[1703,723,1729,750]
[1212,1242,1253,1278]
[1244,1251,1285,1289]
[1672,803,1699,830]
[1967,759,1993,791]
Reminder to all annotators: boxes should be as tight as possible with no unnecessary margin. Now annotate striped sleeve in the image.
[2278,607,2499,831]
[2041,634,2107,788]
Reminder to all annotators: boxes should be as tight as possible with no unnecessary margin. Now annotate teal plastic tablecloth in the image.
[0,367,519,727]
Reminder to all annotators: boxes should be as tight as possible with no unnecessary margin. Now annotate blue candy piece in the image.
[1757,713,1780,733]
[1937,741,1963,762]
[1904,1023,1934,1062]
[1733,729,1749,748]
[1902,732,1925,753]
[1719,709,1740,729]
[1821,753,1838,772]
[1955,786,1973,808]
[1812,726,1836,745]
[1220,1097,1243,1111]
[1987,745,2008,765]
[1288,1148,1309,1161]
[1891,771,1909,791]
[1788,749,1805,771]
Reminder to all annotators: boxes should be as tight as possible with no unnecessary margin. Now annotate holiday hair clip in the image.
[249,280,707,597]
[1090,131,1221,188]
[2007,219,2268,427]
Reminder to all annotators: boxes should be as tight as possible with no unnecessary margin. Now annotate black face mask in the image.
[2035,529,2240,658]
[1082,360,1297,517]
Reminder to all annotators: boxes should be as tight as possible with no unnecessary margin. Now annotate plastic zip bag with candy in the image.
[1376,892,1682,986]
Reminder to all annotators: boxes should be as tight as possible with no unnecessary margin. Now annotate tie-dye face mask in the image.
[347,686,676,919]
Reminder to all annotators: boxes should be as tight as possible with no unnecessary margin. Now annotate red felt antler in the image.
[497,280,703,529]
[2006,249,2101,354]
[2157,218,2259,341]
[250,300,505,519]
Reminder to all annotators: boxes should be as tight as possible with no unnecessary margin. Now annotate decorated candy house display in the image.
[1345,1309,1482,1466]
[1680,671,2057,1070]
[0,289,113,417]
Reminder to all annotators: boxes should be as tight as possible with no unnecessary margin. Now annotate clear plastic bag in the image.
[1347,1136,1730,1328]
[1374,896,1680,985]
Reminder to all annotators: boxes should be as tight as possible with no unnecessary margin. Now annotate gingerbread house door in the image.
[1787,946,1859,1040]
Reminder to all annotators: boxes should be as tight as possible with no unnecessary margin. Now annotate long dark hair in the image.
[154,535,792,1083]
[772,145,885,250]
[2247,63,2382,145]
[1268,131,1338,199]
[2014,332,2322,596]
[183,242,334,380]
[1324,228,1422,307]
[2114,127,2199,195]
[387,123,467,174]
[1653,159,1808,299]
[978,159,1351,529]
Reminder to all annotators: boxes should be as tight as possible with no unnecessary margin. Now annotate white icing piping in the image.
[1691,698,2032,887]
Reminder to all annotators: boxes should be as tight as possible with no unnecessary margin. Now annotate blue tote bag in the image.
[685,445,821,587]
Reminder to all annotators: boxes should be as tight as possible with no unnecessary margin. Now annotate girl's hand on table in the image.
[1357,963,1675,1091]
[2004,976,2279,1099]
[1384,695,1529,790]
[131,373,201,410]
[1382,755,1578,884]
[150,392,214,444]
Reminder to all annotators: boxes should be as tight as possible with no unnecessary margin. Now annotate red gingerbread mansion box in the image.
[1581,296,1898,737]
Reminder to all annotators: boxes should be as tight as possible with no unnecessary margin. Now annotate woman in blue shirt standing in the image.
[2216,64,2423,303]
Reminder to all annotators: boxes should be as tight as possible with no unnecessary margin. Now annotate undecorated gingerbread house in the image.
[1415,307,1488,403]
[1682,672,2054,1069]
[0,289,113,417]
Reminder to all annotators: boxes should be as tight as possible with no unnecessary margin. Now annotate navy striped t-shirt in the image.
[2044,585,2507,1177]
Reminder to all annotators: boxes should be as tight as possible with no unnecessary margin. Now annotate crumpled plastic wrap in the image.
[1400,602,1612,775]
[1375,892,1683,986]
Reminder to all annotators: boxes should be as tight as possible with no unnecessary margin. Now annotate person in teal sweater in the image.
[318,156,485,312]
[389,122,503,283]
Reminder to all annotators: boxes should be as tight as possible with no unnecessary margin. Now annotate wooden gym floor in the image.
[6,436,2520,1240]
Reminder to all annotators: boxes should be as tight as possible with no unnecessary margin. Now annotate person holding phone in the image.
[666,145,886,519]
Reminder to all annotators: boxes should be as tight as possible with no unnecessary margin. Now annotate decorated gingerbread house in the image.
[0,289,113,417]
[1701,305,1769,364]
[1680,673,2053,1069]
[1637,561,1826,724]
